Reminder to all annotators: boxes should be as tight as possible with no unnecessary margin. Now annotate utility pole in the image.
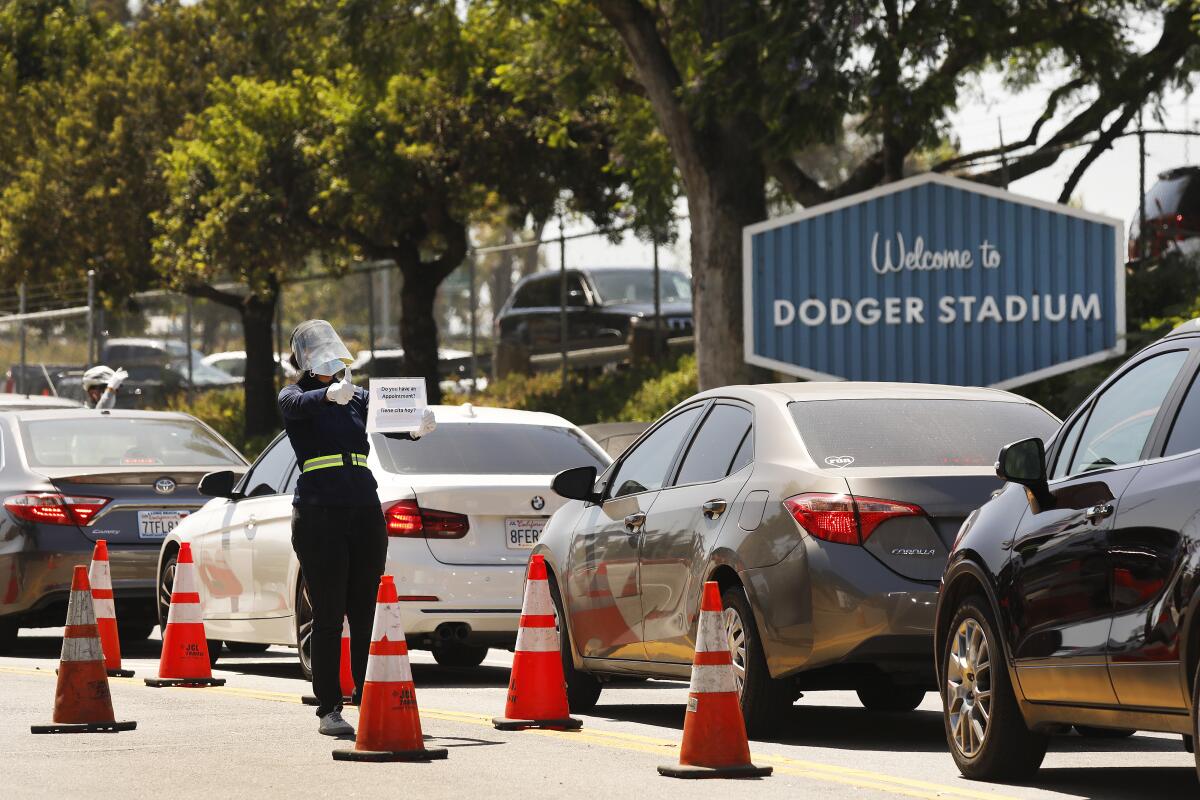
[558,214,568,391]
[652,239,662,360]
[18,283,26,395]
[86,270,96,364]
[468,252,478,395]
[185,296,194,405]
[1138,107,1148,260]
[997,118,1010,190]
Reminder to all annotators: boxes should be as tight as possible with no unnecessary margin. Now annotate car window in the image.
[282,460,300,495]
[674,404,753,485]
[1065,350,1189,476]
[512,277,557,308]
[21,416,244,468]
[1163,366,1200,457]
[589,269,692,305]
[1050,406,1087,480]
[374,423,607,475]
[792,399,1059,469]
[242,436,295,497]
[608,406,703,498]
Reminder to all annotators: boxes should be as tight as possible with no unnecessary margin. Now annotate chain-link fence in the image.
[0,223,691,409]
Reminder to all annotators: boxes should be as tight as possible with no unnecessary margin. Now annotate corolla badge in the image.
[824,455,855,468]
[892,547,937,558]
[531,495,546,511]
[154,478,177,495]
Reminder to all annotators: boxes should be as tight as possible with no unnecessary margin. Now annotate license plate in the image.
[505,518,546,550]
[138,510,189,540]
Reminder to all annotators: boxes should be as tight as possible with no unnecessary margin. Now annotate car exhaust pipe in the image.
[434,622,471,642]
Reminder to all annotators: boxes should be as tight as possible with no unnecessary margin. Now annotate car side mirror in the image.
[198,470,239,500]
[552,466,601,504]
[995,438,1054,511]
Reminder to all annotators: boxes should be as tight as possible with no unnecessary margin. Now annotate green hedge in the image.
[166,388,275,461]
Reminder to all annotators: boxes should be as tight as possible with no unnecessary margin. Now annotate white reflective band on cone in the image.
[89,560,111,589]
[166,601,204,624]
[689,663,738,694]
[93,598,116,619]
[66,590,96,626]
[172,562,198,594]
[694,609,728,652]
[370,602,405,642]
[515,626,559,653]
[522,581,554,616]
[61,635,103,663]
[365,654,414,684]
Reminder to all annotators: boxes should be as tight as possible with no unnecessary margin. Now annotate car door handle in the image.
[701,499,727,520]
[624,512,646,533]
[1085,503,1114,524]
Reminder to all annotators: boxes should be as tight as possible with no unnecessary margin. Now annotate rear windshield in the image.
[21,417,244,468]
[790,399,1059,469]
[374,423,607,475]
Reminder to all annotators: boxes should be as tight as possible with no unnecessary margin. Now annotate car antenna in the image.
[461,402,476,418]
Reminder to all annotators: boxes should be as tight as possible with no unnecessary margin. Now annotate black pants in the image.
[291,503,387,717]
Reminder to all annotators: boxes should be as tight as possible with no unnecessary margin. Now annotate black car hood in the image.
[601,301,692,317]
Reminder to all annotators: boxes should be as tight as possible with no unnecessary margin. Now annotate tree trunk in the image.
[240,293,280,442]
[399,267,443,405]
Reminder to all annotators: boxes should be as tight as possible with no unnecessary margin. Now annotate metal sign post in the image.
[86,270,96,365]
[17,283,26,395]
[558,215,568,391]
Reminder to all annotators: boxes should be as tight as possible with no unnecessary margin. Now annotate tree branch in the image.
[183,282,245,310]
[1057,101,1140,202]
[769,159,831,207]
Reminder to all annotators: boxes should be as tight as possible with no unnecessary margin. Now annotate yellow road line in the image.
[0,665,1019,800]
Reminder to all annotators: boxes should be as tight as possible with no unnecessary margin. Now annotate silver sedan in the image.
[538,382,1059,734]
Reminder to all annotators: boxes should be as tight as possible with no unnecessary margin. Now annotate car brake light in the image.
[783,493,923,545]
[384,500,469,539]
[3,493,110,526]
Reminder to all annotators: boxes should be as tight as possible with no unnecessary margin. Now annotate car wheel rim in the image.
[158,560,176,626]
[947,617,992,758]
[297,582,313,675]
[722,607,747,696]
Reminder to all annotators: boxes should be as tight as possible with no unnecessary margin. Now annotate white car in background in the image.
[155,405,610,674]
[200,351,300,381]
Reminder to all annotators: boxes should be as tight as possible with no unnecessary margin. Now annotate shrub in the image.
[165,388,274,461]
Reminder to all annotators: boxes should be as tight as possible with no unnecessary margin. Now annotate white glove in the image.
[107,368,128,391]
[326,379,355,405]
[412,407,437,439]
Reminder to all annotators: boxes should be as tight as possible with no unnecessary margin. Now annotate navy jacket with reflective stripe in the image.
[278,374,379,507]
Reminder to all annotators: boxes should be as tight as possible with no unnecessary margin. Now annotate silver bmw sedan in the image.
[538,382,1060,734]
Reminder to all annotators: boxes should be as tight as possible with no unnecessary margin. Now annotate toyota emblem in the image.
[531,495,545,511]
[154,478,177,495]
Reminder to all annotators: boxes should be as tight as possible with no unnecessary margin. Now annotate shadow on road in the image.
[1013,766,1196,798]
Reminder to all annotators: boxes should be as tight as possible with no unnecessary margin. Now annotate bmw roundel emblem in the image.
[531,495,545,511]
[154,478,177,495]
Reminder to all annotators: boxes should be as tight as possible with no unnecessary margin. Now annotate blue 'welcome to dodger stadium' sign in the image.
[742,173,1125,388]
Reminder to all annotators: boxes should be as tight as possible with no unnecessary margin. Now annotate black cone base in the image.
[144,677,226,688]
[31,720,137,734]
[107,668,135,678]
[492,716,583,731]
[302,694,354,706]
[657,763,773,779]
[332,747,449,762]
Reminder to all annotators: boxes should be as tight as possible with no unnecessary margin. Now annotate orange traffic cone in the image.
[145,543,225,688]
[492,554,581,731]
[89,540,134,678]
[333,576,447,762]
[658,582,771,779]
[302,617,355,706]
[31,566,136,734]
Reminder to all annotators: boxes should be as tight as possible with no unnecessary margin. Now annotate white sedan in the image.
[155,404,610,673]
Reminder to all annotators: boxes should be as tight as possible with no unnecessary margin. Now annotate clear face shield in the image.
[290,320,353,379]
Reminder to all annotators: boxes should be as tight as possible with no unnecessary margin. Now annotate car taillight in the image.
[3,493,110,526]
[384,500,469,539]
[783,493,923,546]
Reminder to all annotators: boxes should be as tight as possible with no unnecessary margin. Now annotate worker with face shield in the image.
[279,320,435,737]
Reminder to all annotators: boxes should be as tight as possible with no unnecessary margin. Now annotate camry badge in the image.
[531,496,546,511]
[154,478,177,495]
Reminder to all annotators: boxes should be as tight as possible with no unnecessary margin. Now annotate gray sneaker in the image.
[318,711,355,737]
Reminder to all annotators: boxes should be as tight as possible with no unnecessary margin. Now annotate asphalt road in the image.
[1,629,1195,800]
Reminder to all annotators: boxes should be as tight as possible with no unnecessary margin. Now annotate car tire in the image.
[296,577,313,682]
[721,584,794,738]
[0,619,18,654]
[431,643,489,668]
[1074,725,1136,738]
[207,639,222,668]
[225,641,271,654]
[942,596,1047,781]
[117,621,155,646]
[857,685,927,712]
[548,575,602,712]
[1193,669,1200,782]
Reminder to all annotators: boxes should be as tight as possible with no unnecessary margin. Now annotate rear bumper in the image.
[742,535,938,684]
[0,533,158,627]
[386,543,524,647]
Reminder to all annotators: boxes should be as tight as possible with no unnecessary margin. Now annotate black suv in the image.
[495,267,692,354]
[936,318,1200,782]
